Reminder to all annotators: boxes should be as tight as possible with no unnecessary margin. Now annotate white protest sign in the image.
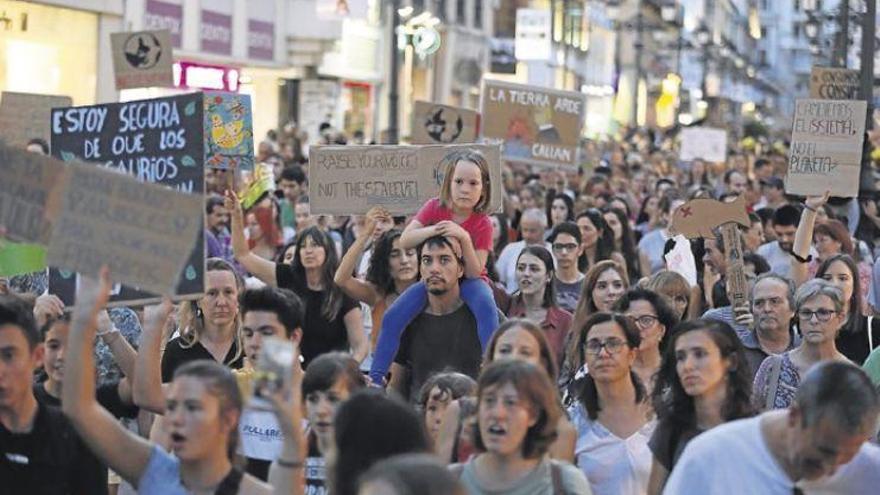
[786,99,867,198]
[515,9,552,61]
[680,127,727,163]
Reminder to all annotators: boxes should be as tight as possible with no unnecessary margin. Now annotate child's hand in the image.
[435,221,468,242]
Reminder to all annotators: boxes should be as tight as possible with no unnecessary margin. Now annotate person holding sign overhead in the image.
[369,149,500,386]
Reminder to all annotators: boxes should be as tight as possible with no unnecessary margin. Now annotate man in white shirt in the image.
[664,362,880,494]
[496,208,551,293]
[757,204,816,279]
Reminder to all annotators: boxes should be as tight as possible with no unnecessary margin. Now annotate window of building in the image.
[474,0,482,29]
[456,0,465,24]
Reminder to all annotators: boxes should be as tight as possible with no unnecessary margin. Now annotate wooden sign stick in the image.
[719,222,748,309]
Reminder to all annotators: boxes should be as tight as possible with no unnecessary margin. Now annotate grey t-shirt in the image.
[554,275,585,313]
[454,457,592,495]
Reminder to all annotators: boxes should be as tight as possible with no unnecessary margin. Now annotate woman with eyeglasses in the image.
[613,288,679,390]
[567,313,655,495]
[499,246,573,365]
[646,319,754,495]
[752,279,851,411]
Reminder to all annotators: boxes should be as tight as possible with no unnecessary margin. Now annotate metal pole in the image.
[388,0,400,144]
[860,0,875,130]
[632,0,644,126]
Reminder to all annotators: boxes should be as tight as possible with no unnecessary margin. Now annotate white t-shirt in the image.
[569,404,656,495]
[663,414,880,495]
[239,408,284,461]
[756,241,818,280]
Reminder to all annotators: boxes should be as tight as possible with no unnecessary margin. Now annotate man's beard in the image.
[427,286,448,296]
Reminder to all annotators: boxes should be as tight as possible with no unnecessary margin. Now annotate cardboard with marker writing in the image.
[309,143,502,215]
[480,80,585,169]
[111,29,174,90]
[809,67,860,100]
[410,101,479,145]
[46,162,202,296]
[0,92,72,148]
[786,99,867,198]
[48,93,205,306]
[0,141,67,245]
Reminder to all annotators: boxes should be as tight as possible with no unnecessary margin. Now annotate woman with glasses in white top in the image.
[613,289,680,391]
[567,312,655,495]
[752,279,851,411]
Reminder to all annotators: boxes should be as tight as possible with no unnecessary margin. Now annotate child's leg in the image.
[459,278,500,352]
[369,282,428,386]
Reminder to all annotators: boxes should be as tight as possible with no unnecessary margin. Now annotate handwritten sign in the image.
[46,162,202,296]
[309,144,502,215]
[0,92,72,148]
[49,93,205,305]
[411,101,479,145]
[786,99,867,198]
[204,92,254,170]
[0,141,67,244]
[481,80,585,168]
[680,127,727,163]
[810,67,860,100]
[111,29,174,90]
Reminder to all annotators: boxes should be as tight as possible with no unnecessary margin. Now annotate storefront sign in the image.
[201,9,233,55]
[49,93,205,305]
[786,99,867,198]
[248,19,275,60]
[175,61,240,92]
[0,92,71,148]
[515,9,552,61]
[144,0,182,48]
[111,29,174,90]
[411,101,479,145]
[481,80,586,169]
[309,144,502,215]
[809,66,860,100]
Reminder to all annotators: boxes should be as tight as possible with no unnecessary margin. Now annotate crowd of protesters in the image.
[2,122,880,494]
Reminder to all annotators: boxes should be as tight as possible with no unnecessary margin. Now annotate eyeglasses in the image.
[753,297,784,309]
[585,338,627,356]
[797,309,837,322]
[552,242,579,252]
[627,314,659,329]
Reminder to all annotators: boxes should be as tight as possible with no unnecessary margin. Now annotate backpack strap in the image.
[550,460,563,495]
[765,355,784,411]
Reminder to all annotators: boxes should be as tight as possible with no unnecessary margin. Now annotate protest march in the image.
[2,2,880,495]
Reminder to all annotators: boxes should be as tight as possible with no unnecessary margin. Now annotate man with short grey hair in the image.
[741,273,801,380]
[496,208,551,293]
[664,362,880,494]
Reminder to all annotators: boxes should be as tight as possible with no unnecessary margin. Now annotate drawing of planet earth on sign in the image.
[424,106,464,143]
[123,33,164,70]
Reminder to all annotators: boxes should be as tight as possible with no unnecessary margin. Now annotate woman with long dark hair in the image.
[568,313,654,495]
[575,209,618,273]
[500,246,573,365]
[646,319,754,494]
[229,190,366,366]
[601,206,641,282]
[547,193,575,238]
[613,288,679,389]
[334,208,418,363]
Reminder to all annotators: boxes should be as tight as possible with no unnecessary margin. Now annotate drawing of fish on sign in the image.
[204,92,254,171]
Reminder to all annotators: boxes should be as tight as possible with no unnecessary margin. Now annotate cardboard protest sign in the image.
[410,101,479,145]
[680,127,727,163]
[111,29,174,90]
[481,80,585,168]
[0,92,72,148]
[670,195,750,240]
[810,67,860,100]
[49,93,205,305]
[0,141,67,244]
[46,162,202,296]
[309,144,503,215]
[786,99,867,198]
[204,92,254,170]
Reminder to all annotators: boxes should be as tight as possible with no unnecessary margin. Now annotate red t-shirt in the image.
[414,198,493,251]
